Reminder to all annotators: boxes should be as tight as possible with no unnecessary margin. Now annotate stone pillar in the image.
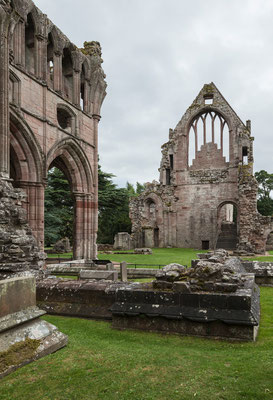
[53,51,62,92]
[120,262,128,282]
[73,69,80,106]
[83,80,90,113]
[92,114,100,258]
[35,34,44,79]
[0,8,12,179]
[19,182,45,249]
[74,192,84,260]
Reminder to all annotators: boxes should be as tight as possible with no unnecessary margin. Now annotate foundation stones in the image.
[134,248,153,255]
[111,250,260,341]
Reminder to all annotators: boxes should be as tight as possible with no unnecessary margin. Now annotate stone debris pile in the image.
[154,249,246,293]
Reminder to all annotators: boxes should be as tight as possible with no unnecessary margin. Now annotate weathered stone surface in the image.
[0,0,107,260]
[120,262,128,282]
[242,261,273,285]
[79,270,118,281]
[0,276,68,378]
[36,279,125,319]
[0,180,45,279]
[0,320,68,378]
[129,83,273,253]
[111,274,260,341]
[0,276,36,317]
[154,252,246,293]
[134,248,153,255]
[114,232,133,250]
[52,238,71,254]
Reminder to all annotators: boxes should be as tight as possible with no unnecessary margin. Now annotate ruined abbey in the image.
[130,83,273,253]
[0,0,106,260]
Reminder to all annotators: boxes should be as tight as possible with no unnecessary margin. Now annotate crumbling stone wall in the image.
[237,165,272,253]
[0,0,107,260]
[130,83,272,253]
[0,179,45,280]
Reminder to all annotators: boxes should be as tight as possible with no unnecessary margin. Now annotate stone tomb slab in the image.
[79,270,118,281]
[111,275,260,341]
[0,277,68,378]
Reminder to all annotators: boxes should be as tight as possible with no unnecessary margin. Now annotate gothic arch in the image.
[187,108,232,167]
[46,138,94,194]
[9,110,44,246]
[10,110,43,183]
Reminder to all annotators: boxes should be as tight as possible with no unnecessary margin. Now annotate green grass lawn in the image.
[1,287,273,400]
[97,248,208,267]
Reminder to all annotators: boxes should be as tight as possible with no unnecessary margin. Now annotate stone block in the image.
[120,262,128,282]
[0,277,36,318]
[79,270,118,281]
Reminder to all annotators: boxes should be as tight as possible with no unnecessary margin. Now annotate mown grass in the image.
[97,248,208,267]
[1,287,273,400]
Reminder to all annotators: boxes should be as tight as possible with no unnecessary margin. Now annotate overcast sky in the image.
[35,0,273,187]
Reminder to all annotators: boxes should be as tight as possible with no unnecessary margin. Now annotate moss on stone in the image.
[0,337,40,374]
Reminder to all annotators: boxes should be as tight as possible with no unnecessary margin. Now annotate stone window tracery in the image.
[188,111,230,166]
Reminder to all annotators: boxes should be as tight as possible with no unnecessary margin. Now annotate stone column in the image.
[19,182,45,249]
[92,114,100,258]
[74,192,84,260]
[0,8,12,179]
[53,51,62,92]
[73,69,80,106]
[35,34,44,79]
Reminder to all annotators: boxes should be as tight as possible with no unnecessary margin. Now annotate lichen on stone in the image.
[0,337,40,374]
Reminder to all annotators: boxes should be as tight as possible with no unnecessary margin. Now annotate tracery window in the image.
[188,111,229,166]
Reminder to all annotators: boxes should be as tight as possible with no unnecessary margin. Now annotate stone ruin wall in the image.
[0,0,107,261]
[0,179,45,280]
[130,83,273,253]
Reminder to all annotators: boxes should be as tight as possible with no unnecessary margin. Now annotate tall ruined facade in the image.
[0,0,106,259]
[130,83,272,253]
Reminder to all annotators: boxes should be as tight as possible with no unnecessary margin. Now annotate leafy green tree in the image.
[97,166,144,244]
[44,168,73,246]
[255,170,273,216]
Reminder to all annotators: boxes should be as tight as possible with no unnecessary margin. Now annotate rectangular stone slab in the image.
[79,270,118,280]
[0,277,36,318]
[111,276,260,341]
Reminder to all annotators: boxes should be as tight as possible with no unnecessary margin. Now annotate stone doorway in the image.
[216,202,238,250]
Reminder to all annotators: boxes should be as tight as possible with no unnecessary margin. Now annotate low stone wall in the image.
[111,275,260,342]
[37,279,125,320]
[242,261,273,286]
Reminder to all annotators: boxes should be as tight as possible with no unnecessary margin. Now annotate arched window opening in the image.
[47,33,54,88]
[188,111,230,167]
[62,48,73,101]
[25,14,35,74]
[188,126,195,166]
[242,146,248,165]
[44,166,74,251]
[146,199,156,221]
[57,104,76,134]
[80,64,86,111]
[216,202,238,250]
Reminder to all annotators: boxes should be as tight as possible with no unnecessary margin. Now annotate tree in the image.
[44,168,73,246]
[97,166,144,244]
[255,170,273,216]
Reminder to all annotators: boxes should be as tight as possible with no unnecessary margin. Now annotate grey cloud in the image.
[35,0,273,187]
